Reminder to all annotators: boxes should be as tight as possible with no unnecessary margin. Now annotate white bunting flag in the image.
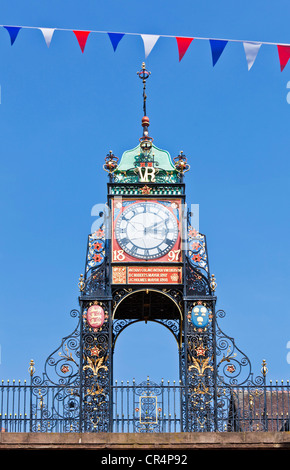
[141,34,159,58]
[243,41,261,70]
[39,28,55,48]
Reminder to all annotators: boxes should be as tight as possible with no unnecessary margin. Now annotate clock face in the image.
[115,201,179,260]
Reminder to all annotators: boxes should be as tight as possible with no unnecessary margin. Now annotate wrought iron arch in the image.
[112,318,182,350]
[112,288,184,321]
[112,288,183,351]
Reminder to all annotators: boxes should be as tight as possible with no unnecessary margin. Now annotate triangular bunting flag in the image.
[209,39,228,66]
[141,34,159,58]
[73,30,91,53]
[39,28,55,48]
[277,44,290,71]
[4,26,21,45]
[176,37,194,61]
[108,32,125,51]
[243,42,261,70]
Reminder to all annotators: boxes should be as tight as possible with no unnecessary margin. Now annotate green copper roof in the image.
[116,143,176,172]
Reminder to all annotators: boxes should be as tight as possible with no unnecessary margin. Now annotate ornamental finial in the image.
[137,64,153,156]
[28,359,35,377]
[78,273,85,292]
[137,62,151,117]
[261,359,268,377]
[103,150,119,176]
[173,151,190,174]
[210,274,217,292]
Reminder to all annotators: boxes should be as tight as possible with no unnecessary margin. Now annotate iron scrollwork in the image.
[32,309,81,388]
[215,309,263,387]
[81,300,111,432]
[83,264,107,296]
[80,223,110,297]
[29,309,81,432]
[185,300,216,431]
[134,379,163,433]
[186,259,211,296]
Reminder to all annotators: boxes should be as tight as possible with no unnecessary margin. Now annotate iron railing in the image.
[113,378,183,433]
[0,378,289,433]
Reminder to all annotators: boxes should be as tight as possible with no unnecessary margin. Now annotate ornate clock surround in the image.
[112,198,182,262]
[111,196,184,286]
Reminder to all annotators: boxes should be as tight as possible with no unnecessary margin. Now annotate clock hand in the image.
[144,219,165,234]
[128,220,163,237]
[126,221,147,238]
[128,220,145,229]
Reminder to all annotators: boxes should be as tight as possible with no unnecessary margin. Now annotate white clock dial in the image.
[115,202,179,260]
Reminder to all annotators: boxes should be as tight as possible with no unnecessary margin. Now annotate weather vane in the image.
[137,62,151,116]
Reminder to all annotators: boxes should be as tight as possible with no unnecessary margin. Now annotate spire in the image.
[103,63,189,183]
[137,62,151,117]
[137,63,153,156]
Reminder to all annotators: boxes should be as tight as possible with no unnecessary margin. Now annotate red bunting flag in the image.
[176,37,194,61]
[73,30,91,53]
[277,45,290,71]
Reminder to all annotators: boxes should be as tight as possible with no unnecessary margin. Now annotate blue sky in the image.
[0,0,289,385]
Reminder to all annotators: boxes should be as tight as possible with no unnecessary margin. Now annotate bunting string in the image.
[1,24,290,71]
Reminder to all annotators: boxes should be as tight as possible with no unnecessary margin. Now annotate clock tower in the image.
[79,64,217,432]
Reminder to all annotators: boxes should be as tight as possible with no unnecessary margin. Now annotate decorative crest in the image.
[173,151,190,174]
[103,150,119,176]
